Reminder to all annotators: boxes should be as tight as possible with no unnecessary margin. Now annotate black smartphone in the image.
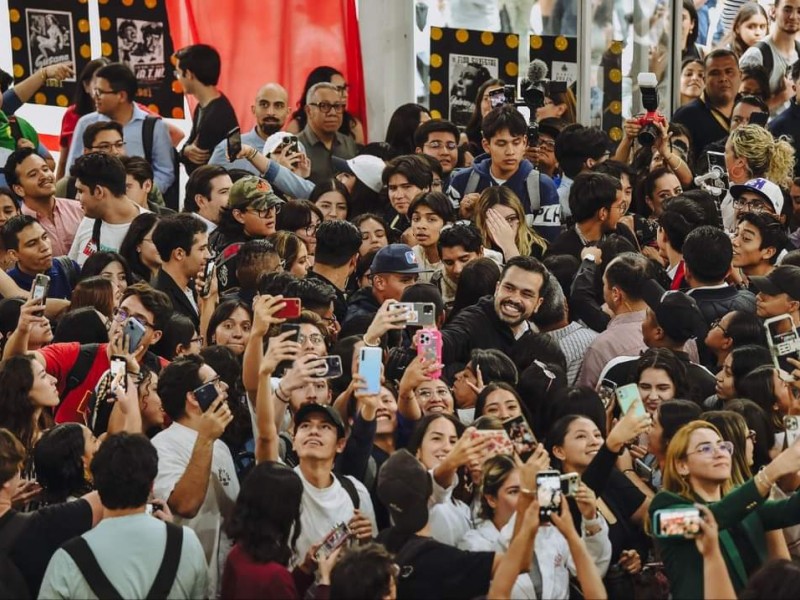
[31,273,50,303]
[200,259,215,297]
[226,127,242,159]
[286,135,299,154]
[193,381,219,411]
[279,323,300,342]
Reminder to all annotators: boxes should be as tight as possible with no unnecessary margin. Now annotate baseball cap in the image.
[262,131,307,155]
[750,265,800,301]
[332,155,386,193]
[370,244,432,275]
[228,175,284,211]
[729,178,784,215]
[641,279,707,342]
[377,449,432,534]
[293,403,346,439]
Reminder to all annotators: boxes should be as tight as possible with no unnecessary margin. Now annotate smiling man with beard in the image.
[209,83,290,175]
[4,147,84,257]
[439,255,548,380]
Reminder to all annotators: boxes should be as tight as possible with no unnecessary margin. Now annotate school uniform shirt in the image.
[68,205,148,266]
[293,466,376,562]
[428,474,473,547]
[152,422,240,598]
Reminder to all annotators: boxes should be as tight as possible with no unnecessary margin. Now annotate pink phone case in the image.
[416,328,442,379]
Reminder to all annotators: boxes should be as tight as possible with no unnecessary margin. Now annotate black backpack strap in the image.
[756,41,774,78]
[145,523,183,600]
[61,343,101,401]
[62,537,123,600]
[142,116,157,165]
[7,116,23,143]
[334,473,360,510]
[90,218,102,251]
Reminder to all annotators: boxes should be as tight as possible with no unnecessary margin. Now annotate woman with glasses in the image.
[276,199,324,259]
[473,186,547,261]
[704,310,765,371]
[650,419,800,598]
[152,313,203,360]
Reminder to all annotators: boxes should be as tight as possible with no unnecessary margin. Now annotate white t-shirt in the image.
[293,465,376,562]
[68,205,148,266]
[152,422,239,598]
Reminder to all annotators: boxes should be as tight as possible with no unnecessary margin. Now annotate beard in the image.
[259,120,282,137]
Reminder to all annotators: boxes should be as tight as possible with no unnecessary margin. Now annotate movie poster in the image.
[429,28,519,129]
[8,0,90,107]
[98,0,183,118]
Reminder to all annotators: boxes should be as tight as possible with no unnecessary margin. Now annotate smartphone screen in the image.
[536,470,562,521]
[488,88,506,109]
[765,314,800,375]
[110,356,127,392]
[226,127,242,159]
[502,414,537,461]
[785,415,800,447]
[201,260,215,297]
[315,522,351,560]
[31,274,50,302]
[654,507,701,538]
[471,429,515,459]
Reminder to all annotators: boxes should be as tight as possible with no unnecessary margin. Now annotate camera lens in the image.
[638,124,659,146]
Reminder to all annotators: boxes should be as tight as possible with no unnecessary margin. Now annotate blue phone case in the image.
[124,319,146,354]
[359,347,382,395]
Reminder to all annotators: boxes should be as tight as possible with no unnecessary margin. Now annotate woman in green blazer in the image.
[649,420,800,599]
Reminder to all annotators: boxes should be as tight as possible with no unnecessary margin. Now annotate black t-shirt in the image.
[183,94,239,174]
[0,499,93,597]
[377,531,494,599]
[601,469,650,563]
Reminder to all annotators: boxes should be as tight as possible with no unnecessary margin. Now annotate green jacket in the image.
[649,479,800,599]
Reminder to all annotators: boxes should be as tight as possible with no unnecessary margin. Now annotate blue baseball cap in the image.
[370,244,431,275]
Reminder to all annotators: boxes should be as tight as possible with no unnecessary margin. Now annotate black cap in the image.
[293,403,346,439]
[750,265,800,301]
[370,244,432,275]
[642,279,707,342]
[377,449,432,534]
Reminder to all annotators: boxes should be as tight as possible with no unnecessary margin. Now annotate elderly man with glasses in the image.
[297,82,358,185]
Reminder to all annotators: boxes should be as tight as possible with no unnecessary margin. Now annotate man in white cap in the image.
[730,177,787,225]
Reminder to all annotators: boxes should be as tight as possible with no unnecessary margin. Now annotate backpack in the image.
[755,40,800,80]
[0,513,31,600]
[54,256,78,291]
[142,116,181,211]
[62,522,183,600]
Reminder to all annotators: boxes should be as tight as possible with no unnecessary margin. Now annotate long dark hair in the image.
[464,78,504,150]
[227,461,303,564]
[34,423,92,504]
[0,355,52,451]
[206,300,253,348]
[725,398,773,471]
[385,103,431,157]
[635,348,690,400]
[73,57,111,115]
[119,212,160,283]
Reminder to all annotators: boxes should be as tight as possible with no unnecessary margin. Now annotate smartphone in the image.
[536,470,562,522]
[279,323,300,342]
[502,414,537,462]
[634,458,654,481]
[193,380,219,411]
[560,472,580,497]
[226,127,241,159]
[416,328,442,379]
[488,87,506,109]
[598,379,617,409]
[785,415,800,447]
[395,302,436,327]
[471,429,515,459]
[200,259,215,297]
[706,150,729,191]
[31,273,50,302]
[359,346,383,395]
[314,522,351,561]
[110,355,127,392]
[145,502,155,516]
[765,314,800,376]
[124,318,147,354]
[311,355,343,379]
[287,135,299,154]
[653,506,701,538]
[275,298,302,320]
[616,383,647,418]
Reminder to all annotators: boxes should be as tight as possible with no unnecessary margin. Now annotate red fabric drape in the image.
[164,0,367,140]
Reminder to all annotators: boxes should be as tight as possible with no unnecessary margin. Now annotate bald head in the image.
[252,83,289,137]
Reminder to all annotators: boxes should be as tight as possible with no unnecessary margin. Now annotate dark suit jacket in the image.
[153,268,199,329]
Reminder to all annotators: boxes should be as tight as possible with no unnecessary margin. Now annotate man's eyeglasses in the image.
[686,440,734,457]
[733,198,771,214]
[425,141,458,151]
[91,141,126,152]
[710,318,729,337]
[193,375,222,394]
[535,139,556,152]
[93,88,119,98]
[309,102,346,114]
[246,205,281,218]
[298,333,325,345]
[112,307,154,330]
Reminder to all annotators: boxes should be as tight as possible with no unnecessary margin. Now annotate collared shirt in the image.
[66,104,175,193]
[7,259,78,300]
[20,197,84,257]
[547,321,600,385]
[297,125,357,185]
[578,310,647,389]
[191,212,216,234]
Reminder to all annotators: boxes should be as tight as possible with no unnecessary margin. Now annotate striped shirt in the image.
[546,321,599,385]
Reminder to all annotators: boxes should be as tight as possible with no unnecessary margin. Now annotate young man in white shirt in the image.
[152,355,237,597]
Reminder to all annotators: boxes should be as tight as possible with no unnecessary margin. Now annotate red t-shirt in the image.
[221,544,316,600]
[41,342,168,424]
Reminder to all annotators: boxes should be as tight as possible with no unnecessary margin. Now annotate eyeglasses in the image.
[425,141,458,151]
[190,336,204,345]
[93,88,118,98]
[733,199,772,214]
[304,222,321,236]
[309,102,346,114]
[416,387,451,400]
[193,375,223,394]
[90,141,126,152]
[246,205,281,218]
[747,429,757,444]
[535,139,556,151]
[710,318,729,337]
[113,307,154,330]
[298,333,325,345]
[686,440,734,457]
[321,314,337,325]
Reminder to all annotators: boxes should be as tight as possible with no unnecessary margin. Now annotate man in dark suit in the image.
[151,213,211,329]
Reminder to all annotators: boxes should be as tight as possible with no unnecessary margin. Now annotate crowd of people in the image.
[6,2,800,599]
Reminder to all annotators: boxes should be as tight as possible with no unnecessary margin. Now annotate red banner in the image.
[164,0,367,140]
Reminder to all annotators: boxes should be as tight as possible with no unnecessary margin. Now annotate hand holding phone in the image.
[536,470,562,522]
[315,522,351,561]
[226,127,242,159]
[616,383,647,419]
[358,347,382,395]
[653,506,702,538]
[31,274,50,302]
[110,355,127,393]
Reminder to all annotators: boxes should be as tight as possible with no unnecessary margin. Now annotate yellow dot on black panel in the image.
[456,29,469,43]
[430,80,443,95]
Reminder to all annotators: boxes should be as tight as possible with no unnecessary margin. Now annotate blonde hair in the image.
[728,125,795,189]
[662,420,733,499]
[473,187,547,256]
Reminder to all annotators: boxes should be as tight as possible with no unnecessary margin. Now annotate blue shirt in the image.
[208,127,266,175]
[7,259,79,300]
[66,104,175,193]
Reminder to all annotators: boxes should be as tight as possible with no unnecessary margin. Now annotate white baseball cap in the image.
[729,177,785,215]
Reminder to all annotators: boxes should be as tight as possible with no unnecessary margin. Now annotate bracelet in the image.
[622,468,636,474]
[40,68,48,82]
[248,147,258,160]
[363,336,381,347]
[755,468,773,490]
